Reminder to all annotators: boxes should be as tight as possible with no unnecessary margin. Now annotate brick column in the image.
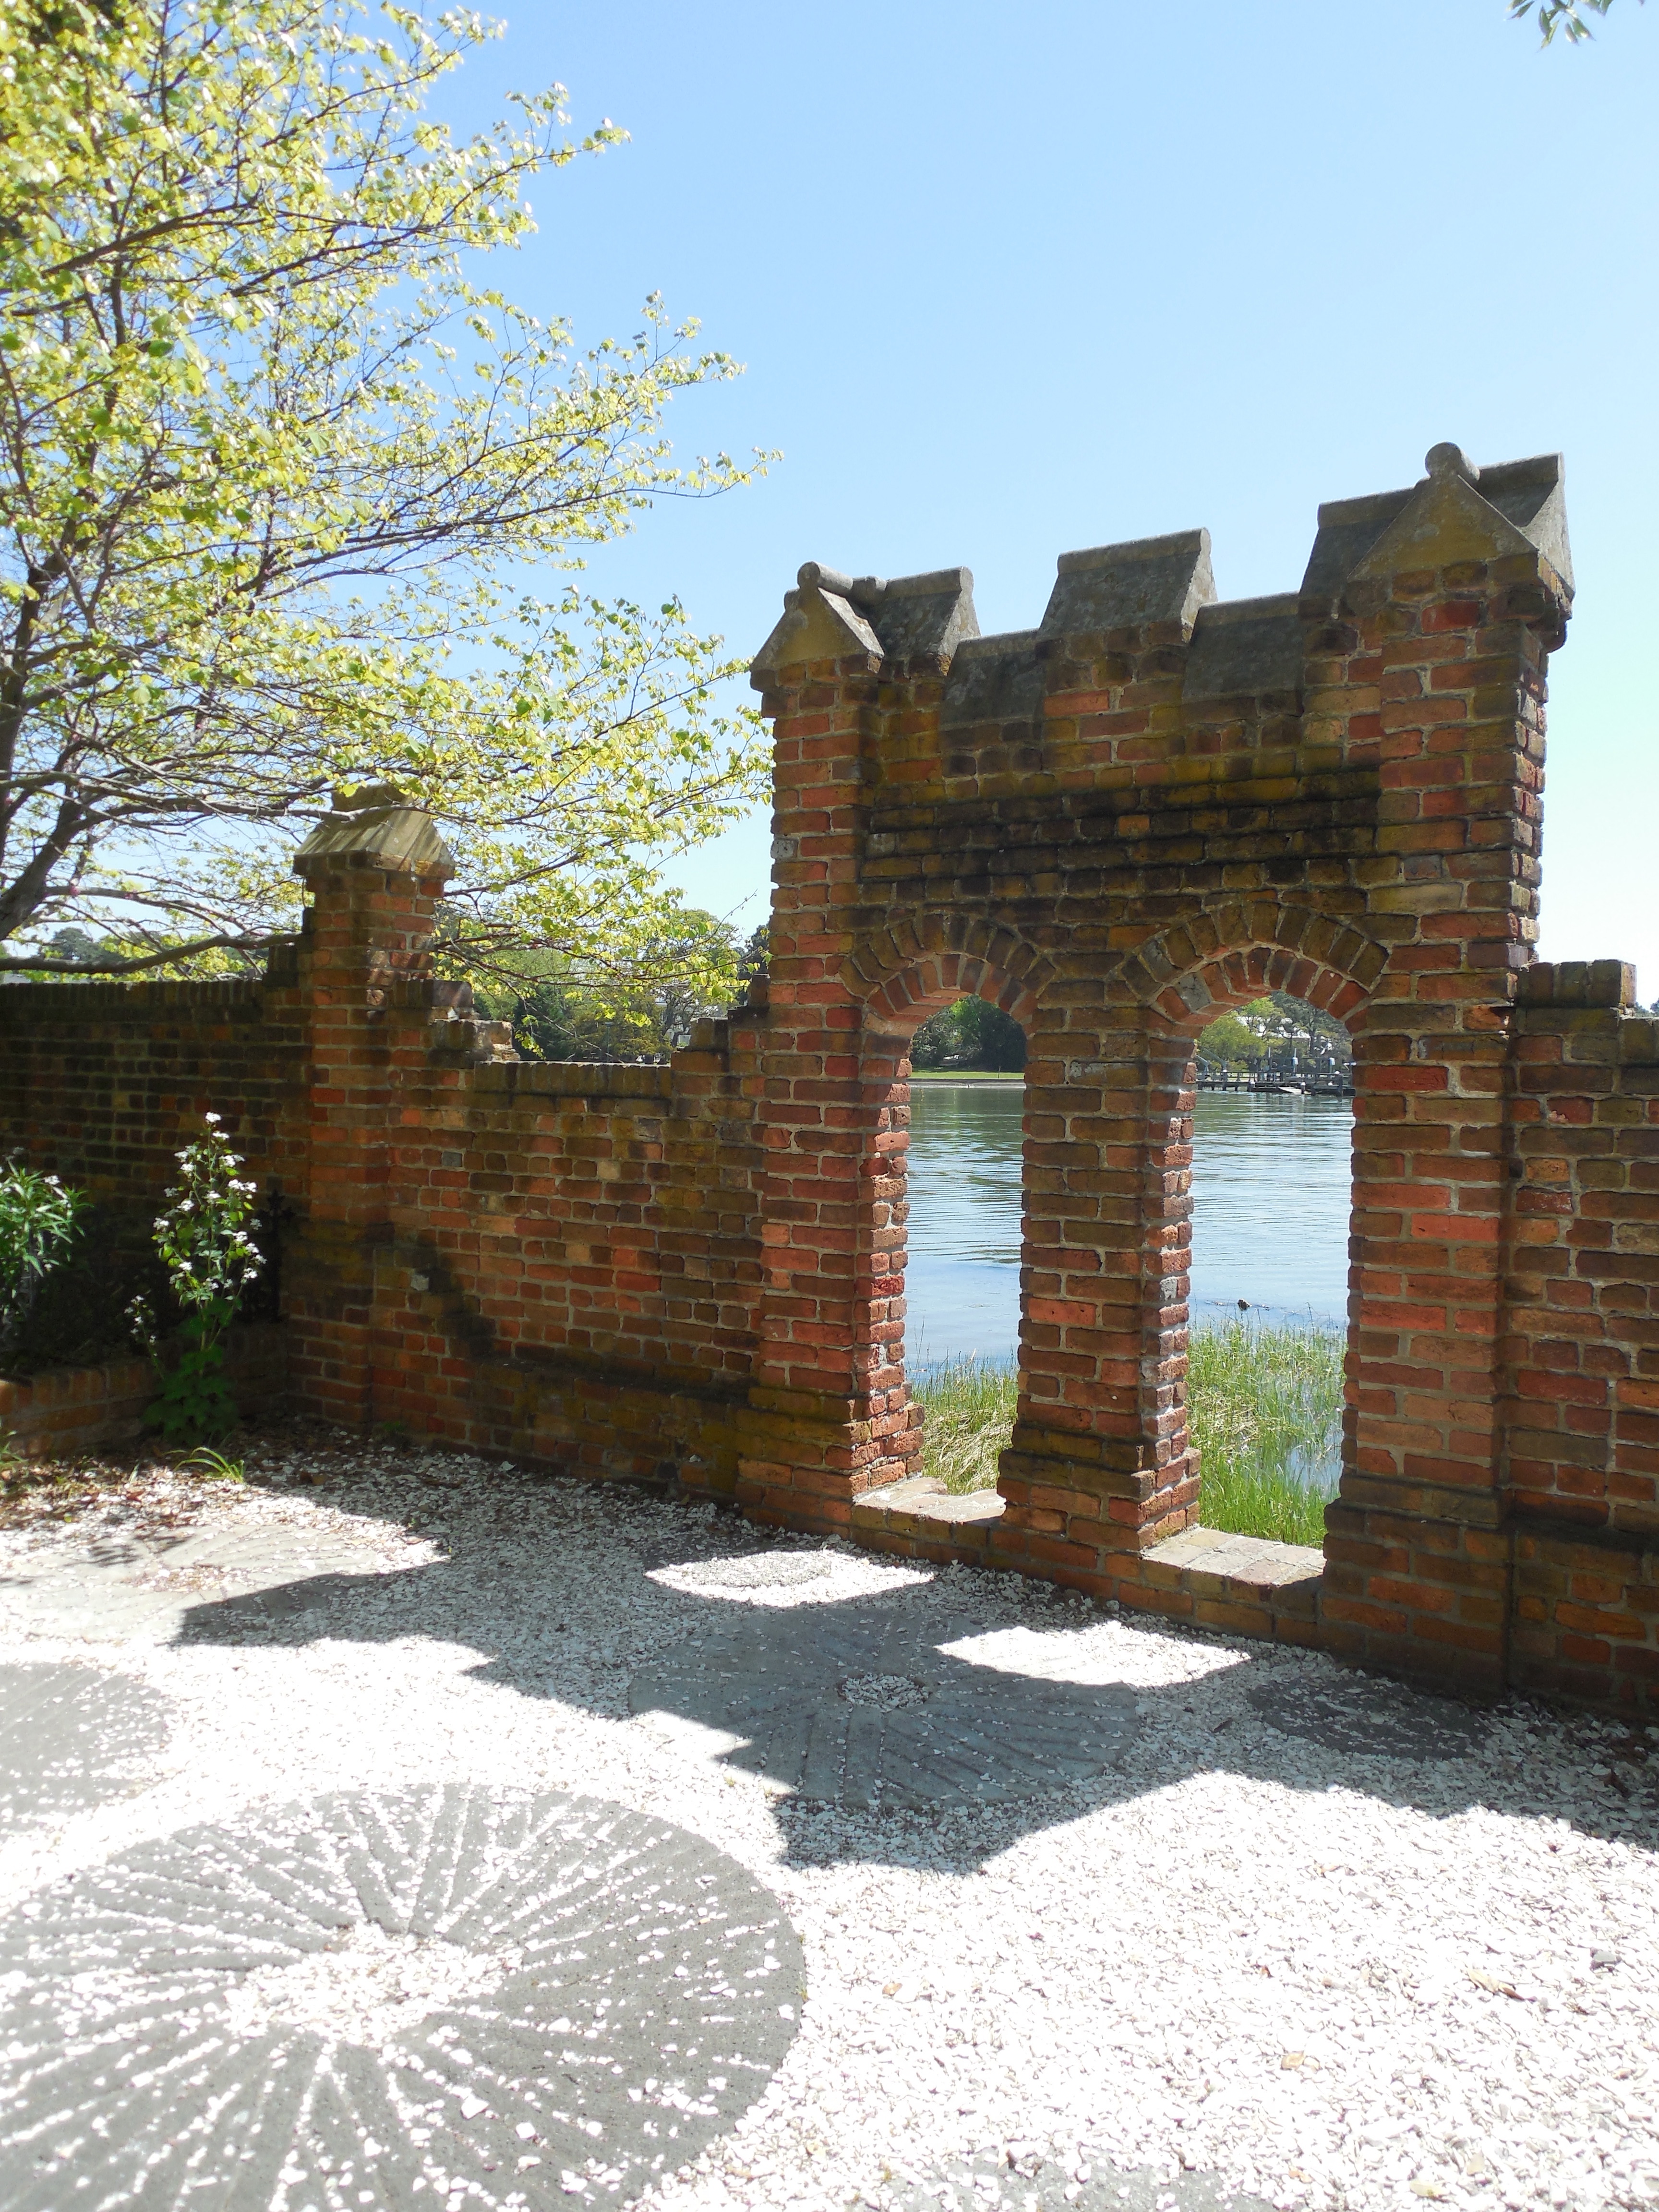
[994,1007,1201,1579]
[739,570,921,1532]
[1320,445,1570,1695]
[287,786,456,1428]
[988,537,1218,1577]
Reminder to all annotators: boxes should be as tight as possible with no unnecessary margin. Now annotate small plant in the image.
[0,1158,88,1362]
[178,1446,246,1483]
[129,1115,263,1446]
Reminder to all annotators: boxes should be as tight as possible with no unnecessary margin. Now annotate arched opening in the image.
[852,946,1042,1506]
[902,995,1028,1492]
[1135,942,1371,1557]
[850,922,1375,1561]
[1185,990,1354,1547]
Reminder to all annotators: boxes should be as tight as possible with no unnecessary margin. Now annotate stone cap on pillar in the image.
[1300,444,1573,616]
[292,783,456,880]
[751,563,980,681]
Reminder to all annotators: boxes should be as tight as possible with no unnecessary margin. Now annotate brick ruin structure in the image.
[4,442,1657,1712]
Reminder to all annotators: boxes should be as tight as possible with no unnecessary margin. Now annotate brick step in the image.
[848,1476,1322,1639]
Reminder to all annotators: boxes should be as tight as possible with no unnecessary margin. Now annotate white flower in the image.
[204,1113,220,1125]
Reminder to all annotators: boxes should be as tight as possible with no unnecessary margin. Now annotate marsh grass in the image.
[910,1319,1343,1546]
[1187,1318,1343,1547]
[911,1357,1018,1494]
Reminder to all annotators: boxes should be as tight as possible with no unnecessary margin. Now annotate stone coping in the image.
[0,1322,287,1458]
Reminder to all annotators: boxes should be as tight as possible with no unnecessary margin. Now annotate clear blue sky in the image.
[439,0,1659,992]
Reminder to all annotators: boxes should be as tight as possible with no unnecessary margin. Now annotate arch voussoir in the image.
[850,919,1050,1033]
[1115,902,1387,1032]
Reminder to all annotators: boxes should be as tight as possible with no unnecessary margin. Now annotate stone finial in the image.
[751,566,884,679]
[293,787,456,878]
[1304,447,1573,608]
[1425,442,1478,485]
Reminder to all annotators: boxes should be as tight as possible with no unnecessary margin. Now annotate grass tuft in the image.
[910,1320,1343,1546]
[911,1357,1017,1494]
[1187,1318,1343,1548]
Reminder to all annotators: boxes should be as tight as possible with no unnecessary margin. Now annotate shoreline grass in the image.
[906,1069,1024,1082]
[1186,1318,1342,1547]
[910,1319,1343,1547]
[910,1356,1019,1493]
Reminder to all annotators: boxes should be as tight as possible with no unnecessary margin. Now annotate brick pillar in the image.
[1320,444,1570,1696]
[287,786,457,1428]
[995,1006,1201,1575]
[738,570,921,1532]
[988,537,1218,1577]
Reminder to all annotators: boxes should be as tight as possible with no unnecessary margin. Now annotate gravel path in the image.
[0,1431,1655,2212]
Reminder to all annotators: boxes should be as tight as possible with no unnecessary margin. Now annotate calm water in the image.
[905,1081,1353,1366]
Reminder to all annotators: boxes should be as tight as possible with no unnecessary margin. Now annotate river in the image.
[905,1080,1353,1367]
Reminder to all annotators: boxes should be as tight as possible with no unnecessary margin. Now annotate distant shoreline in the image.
[908,1070,1024,1084]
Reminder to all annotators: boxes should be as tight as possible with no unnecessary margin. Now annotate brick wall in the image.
[0,961,311,1234]
[1502,961,1659,1704]
[0,830,766,1494]
[0,1324,289,1460]
[4,444,1657,1713]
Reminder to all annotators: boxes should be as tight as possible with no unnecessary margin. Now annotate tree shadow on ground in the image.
[169,1479,1659,1875]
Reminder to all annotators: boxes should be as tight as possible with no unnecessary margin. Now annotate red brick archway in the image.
[840,919,1384,1560]
[848,949,1043,1502]
[842,910,1053,1046]
[1113,903,1386,1034]
[745,449,1587,1695]
[1112,921,1381,1572]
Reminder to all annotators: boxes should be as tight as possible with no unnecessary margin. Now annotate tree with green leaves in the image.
[0,0,769,998]
[501,907,743,1062]
[1509,0,1642,43]
[909,998,1027,1073]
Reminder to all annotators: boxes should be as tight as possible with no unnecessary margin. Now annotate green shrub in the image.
[0,1159,88,1367]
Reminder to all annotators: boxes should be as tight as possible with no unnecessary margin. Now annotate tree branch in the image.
[0,930,278,976]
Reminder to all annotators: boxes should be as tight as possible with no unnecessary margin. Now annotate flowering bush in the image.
[129,1116,264,1444]
[0,1159,88,1363]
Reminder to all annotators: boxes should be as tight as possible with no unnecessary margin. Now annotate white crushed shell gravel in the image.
[0,1430,1656,2212]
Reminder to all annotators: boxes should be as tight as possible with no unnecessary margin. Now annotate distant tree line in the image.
[487,919,767,1062]
[910,998,1027,1072]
